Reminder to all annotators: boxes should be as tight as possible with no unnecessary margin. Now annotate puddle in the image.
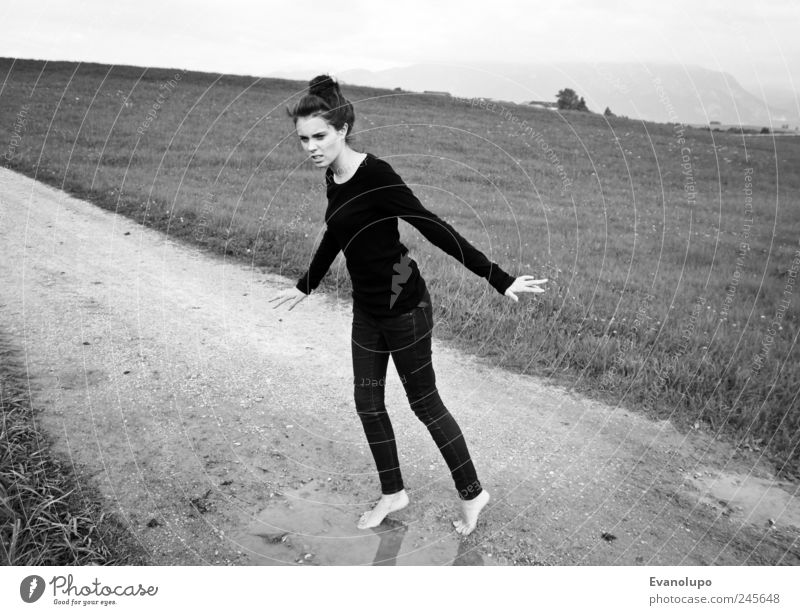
[230,483,500,566]
[689,470,800,528]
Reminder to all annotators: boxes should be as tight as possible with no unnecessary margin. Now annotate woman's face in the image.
[295,115,347,169]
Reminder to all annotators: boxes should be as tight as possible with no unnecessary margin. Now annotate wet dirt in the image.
[689,471,800,529]
[232,481,501,565]
[1,166,799,565]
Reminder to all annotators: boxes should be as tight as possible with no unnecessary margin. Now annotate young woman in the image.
[269,75,547,536]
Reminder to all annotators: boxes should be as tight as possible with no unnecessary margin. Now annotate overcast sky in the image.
[2,0,797,92]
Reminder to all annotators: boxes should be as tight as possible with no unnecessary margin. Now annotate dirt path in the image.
[1,166,798,566]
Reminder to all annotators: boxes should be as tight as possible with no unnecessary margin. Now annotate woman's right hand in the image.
[268,286,309,311]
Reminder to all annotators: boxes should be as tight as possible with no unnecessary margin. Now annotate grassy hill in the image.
[2,58,798,476]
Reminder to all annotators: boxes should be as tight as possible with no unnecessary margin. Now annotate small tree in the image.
[556,88,577,109]
[604,106,614,117]
[556,88,590,112]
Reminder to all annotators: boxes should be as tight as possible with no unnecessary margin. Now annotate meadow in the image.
[0,332,144,564]
[1,58,798,477]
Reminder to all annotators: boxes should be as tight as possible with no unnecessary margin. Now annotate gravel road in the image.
[1,167,798,565]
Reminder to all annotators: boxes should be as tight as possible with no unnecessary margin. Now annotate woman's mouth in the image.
[311,155,323,162]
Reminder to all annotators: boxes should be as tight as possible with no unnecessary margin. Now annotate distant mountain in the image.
[272,62,798,129]
[743,84,800,122]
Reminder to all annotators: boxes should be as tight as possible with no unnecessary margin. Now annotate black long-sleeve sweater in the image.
[295,152,516,317]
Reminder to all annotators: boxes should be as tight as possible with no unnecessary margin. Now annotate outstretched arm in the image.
[372,161,516,295]
[295,227,341,295]
[270,227,341,311]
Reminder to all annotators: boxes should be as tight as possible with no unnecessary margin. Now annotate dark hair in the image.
[286,74,356,144]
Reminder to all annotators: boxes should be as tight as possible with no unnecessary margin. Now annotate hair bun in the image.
[308,74,339,101]
[287,73,355,144]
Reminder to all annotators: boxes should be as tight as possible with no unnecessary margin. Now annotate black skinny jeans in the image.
[351,290,483,501]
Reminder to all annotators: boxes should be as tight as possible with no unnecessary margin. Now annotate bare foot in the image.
[453,489,490,535]
[357,490,409,529]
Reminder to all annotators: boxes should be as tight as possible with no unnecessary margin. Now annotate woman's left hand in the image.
[504,276,548,302]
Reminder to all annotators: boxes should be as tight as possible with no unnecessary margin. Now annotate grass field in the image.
[0,332,145,565]
[1,58,798,478]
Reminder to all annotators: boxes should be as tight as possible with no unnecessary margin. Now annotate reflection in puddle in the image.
[689,470,800,528]
[231,483,499,566]
[371,518,410,565]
